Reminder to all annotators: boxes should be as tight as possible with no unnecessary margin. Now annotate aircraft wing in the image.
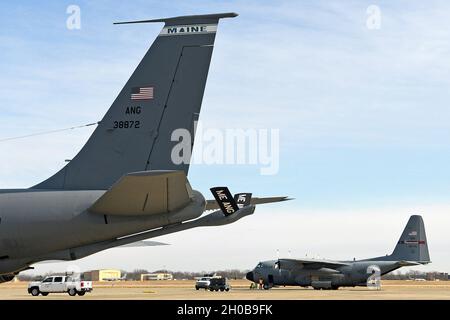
[89,170,192,216]
[277,258,351,270]
[117,241,169,248]
[205,196,291,211]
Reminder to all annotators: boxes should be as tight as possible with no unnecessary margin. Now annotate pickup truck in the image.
[195,277,212,290]
[28,275,93,296]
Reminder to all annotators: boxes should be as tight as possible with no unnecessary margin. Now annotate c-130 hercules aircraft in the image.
[246,215,430,290]
[0,13,288,282]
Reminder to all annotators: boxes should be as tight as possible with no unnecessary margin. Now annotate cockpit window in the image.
[256,263,263,268]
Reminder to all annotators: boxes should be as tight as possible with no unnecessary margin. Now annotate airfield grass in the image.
[1,280,449,300]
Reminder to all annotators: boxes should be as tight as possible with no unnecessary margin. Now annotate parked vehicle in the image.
[28,275,93,296]
[208,277,230,292]
[195,277,211,290]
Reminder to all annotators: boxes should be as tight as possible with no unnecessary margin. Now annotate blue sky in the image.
[1,1,450,273]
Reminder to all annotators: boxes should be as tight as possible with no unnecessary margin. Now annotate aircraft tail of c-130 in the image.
[368,214,430,264]
[33,13,238,190]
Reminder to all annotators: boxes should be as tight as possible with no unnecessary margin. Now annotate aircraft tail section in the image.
[389,215,430,263]
[33,13,237,190]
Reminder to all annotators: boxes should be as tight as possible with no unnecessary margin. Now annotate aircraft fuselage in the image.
[246,260,400,289]
[0,189,205,275]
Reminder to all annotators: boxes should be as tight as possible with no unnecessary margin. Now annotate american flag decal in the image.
[131,86,154,100]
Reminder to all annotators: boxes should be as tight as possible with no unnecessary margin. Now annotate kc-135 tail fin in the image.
[34,13,237,190]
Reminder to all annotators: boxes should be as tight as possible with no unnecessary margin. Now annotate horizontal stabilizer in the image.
[396,260,421,267]
[89,170,192,216]
[205,196,291,211]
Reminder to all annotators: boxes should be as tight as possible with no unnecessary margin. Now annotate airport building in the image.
[84,269,122,282]
[141,273,173,281]
[426,272,449,281]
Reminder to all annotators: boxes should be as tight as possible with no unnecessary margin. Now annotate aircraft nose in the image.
[246,271,254,282]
